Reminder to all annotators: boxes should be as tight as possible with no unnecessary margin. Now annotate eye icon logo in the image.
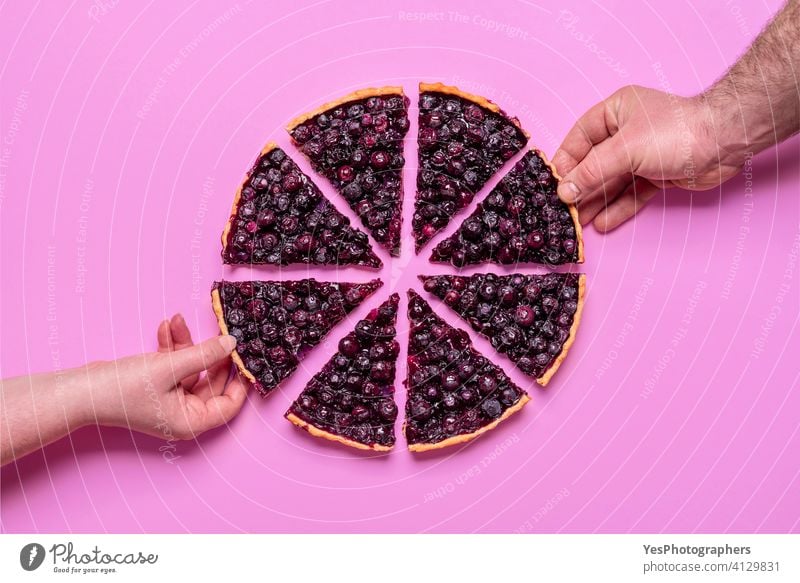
[20,543,46,571]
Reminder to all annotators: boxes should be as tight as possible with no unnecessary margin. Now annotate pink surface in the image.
[1,0,799,534]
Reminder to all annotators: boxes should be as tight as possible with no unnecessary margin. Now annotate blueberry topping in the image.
[430,150,580,266]
[289,92,410,256]
[222,146,381,268]
[286,294,400,449]
[413,88,527,252]
[418,273,582,379]
[212,279,381,396]
[405,290,527,448]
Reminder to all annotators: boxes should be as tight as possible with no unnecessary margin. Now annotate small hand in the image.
[552,85,742,232]
[83,314,248,440]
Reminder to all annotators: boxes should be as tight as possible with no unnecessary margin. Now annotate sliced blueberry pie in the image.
[221,143,381,268]
[211,279,382,396]
[287,87,410,256]
[286,294,400,451]
[413,82,528,252]
[420,273,585,386]
[405,290,529,452]
[430,149,583,266]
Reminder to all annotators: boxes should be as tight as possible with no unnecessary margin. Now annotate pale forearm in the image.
[703,0,800,160]
[0,369,90,465]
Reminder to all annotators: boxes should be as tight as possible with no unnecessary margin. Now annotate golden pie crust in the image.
[533,146,585,263]
[210,288,257,385]
[419,82,530,139]
[537,274,586,386]
[220,141,279,255]
[407,394,530,453]
[286,86,405,131]
[286,413,393,452]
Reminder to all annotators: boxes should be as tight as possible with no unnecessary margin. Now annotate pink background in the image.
[2,0,799,534]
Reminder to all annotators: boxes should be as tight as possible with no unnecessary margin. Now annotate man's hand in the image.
[552,85,740,232]
[553,1,800,233]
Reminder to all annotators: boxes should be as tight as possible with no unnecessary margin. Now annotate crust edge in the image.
[286,86,405,131]
[221,141,279,258]
[407,394,530,452]
[210,288,257,385]
[419,82,530,138]
[285,412,393,452]
[537,274,586,387]
[533,146,585,263]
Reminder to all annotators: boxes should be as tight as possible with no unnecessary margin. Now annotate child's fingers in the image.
[157,319,173,352]
[169,314,199,387]
[196,375,249,432]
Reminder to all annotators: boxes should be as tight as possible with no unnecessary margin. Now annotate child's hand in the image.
[80,314,249,440]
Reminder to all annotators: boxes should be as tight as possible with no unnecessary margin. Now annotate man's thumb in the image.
[557,135,634,203]
[162,335,236,379]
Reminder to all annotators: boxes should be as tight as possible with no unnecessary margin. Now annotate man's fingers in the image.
[576,182,626,226]
[558,135,635,204]
[552,98,619,177]
[162,335,237,383]
[593,180,660,232]
[169,314,199,388]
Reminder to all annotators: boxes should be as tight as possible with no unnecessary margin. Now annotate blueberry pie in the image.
[413,82,528,252]
[211,279,382,396]
[419,273,585,385]
[287,88,410,256]
[405,290,529,451]
[430,149,584,266]
[286,294,400,451]
[221,143,381,268]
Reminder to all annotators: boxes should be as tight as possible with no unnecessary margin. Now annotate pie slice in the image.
[405,290,529,452]
[211,278,382,396]
[420,273,585,386]
[287,87,410,256]
[221,143,381,268]
[286,294,400,451]
[413,82,529,252]
[430,149,584,266]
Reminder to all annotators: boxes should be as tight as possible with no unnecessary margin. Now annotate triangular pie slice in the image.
[211,278,382,396]
[413,82,529,252]
[221,143,381,268]
[420,273,585,386]
[405,290,529,452]
[287,88,410,257]
[286,294,400,451]
[430,149,583,266]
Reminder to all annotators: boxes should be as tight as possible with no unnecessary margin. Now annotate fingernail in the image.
[558,181,580,202]
[219,335,237,352]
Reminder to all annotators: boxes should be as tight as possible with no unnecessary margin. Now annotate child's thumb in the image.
[162,335,236,379]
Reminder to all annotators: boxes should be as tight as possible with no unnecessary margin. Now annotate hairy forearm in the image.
[0,369,89,465]
[703,0,800,160]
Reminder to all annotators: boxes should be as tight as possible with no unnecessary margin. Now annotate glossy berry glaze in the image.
[288,91,409,256]
[405,290,527,450]
[222,146,381,268]
[212,279,381,396]
[286,294,400,450]
[413,87,528,252]
[430,150,581,266]
[420,273,582,382]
